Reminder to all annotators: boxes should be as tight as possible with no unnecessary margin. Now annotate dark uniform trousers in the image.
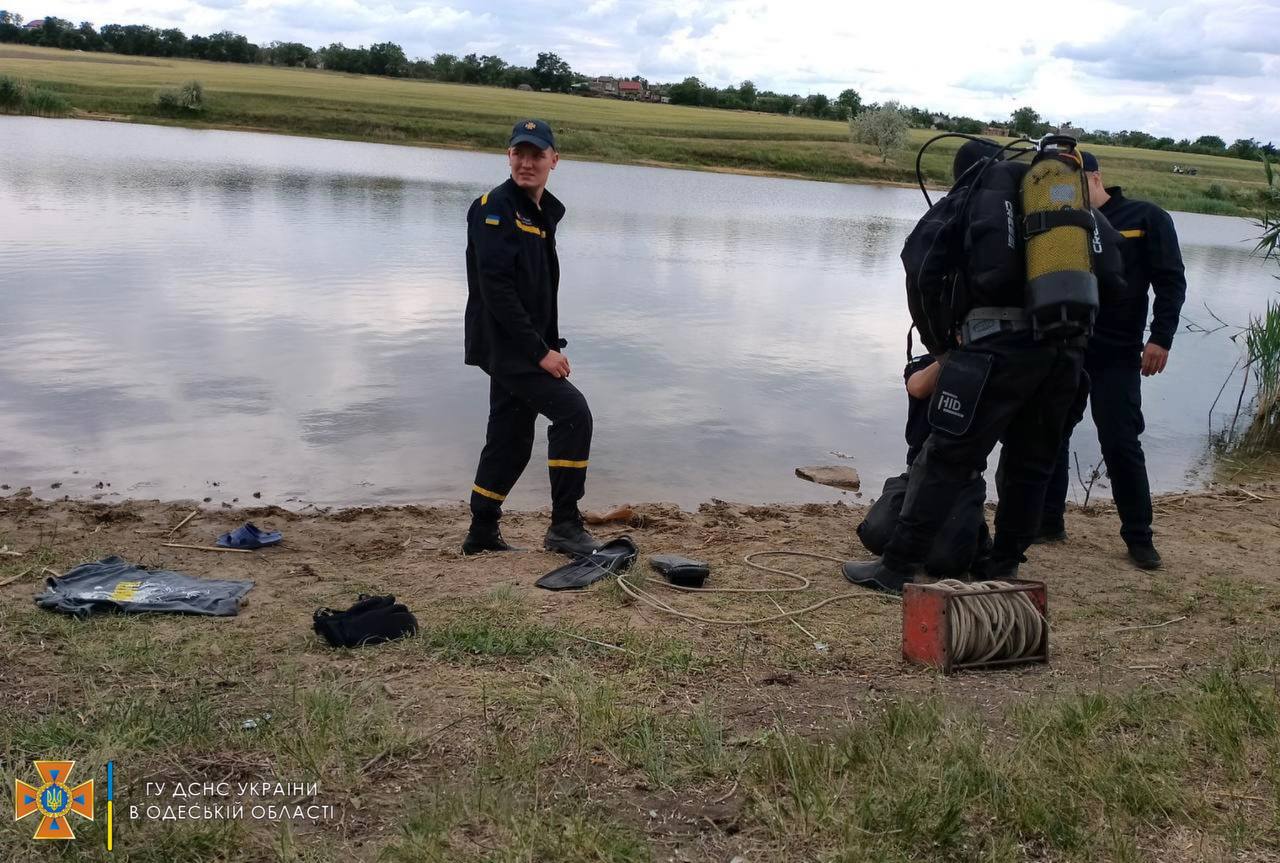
[883,333,1084,571]
[1044,346,1152,545]
[469,368,592,526]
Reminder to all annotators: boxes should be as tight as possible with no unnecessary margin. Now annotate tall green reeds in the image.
[1232,157,1280,451]
[1239,300,1280,449]
[0,74,69,116]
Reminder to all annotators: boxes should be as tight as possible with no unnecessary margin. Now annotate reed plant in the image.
[1239,299,1280,449]
[0,73,69,116]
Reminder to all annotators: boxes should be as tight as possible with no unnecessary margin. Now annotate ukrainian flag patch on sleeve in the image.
[484,215,501,226]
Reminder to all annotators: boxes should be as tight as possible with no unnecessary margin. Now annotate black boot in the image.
[985,556,1024,580]
[1031,519,1067,544]
[461,520,518,555]
[1126,542,1162,570]
[841,558,916,595]
[544,517,600,558]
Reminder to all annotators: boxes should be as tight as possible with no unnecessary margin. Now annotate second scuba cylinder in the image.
[1020,136,1100,339]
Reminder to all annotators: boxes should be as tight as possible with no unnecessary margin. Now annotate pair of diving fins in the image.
[535,540,710,591]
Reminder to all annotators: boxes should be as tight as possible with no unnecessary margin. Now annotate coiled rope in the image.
[928,578,1047,664]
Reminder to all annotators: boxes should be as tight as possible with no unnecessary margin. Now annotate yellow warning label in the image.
[110,580,143,601]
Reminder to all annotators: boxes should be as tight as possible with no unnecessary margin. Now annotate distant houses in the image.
[23,18,45,29]
[584,76,663,102]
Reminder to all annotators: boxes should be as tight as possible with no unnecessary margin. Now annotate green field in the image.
[0,44,1269,216]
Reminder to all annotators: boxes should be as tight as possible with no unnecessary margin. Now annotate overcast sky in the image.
[19,0,1280,142]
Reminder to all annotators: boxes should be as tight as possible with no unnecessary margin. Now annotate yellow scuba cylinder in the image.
[1020,136,1100,339]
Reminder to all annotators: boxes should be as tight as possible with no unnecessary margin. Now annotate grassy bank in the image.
[0,45,1267,217]
[3,489,1280,861]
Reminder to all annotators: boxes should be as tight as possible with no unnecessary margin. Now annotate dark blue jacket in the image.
[1093,187,1187,352]
[464,177,566,374]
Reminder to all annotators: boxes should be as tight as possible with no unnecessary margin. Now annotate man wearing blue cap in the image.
[1040,151,1187,569]
[461,119,600,558]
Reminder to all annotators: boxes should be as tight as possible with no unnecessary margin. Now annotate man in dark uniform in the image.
[460,119,600,558]
[843,140,1125,593]
[1039,152,1187,570]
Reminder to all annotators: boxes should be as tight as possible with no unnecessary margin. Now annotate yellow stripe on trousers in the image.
[471,484,507,501]
[547,459,589,469]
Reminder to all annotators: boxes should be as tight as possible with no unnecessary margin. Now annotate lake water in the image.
[1,117,1275,510]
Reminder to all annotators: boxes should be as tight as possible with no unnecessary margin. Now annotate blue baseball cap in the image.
[509,119,556,150]
[1081,151,1099,172]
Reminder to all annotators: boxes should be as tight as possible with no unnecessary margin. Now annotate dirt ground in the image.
[3,484,1279,861]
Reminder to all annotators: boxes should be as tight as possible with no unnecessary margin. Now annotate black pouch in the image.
[928,351,994,437]
[313,594,418,648]
[649,554,710,588]
[856,472,910,555]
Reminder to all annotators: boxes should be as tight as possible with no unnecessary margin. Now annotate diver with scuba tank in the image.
[842,134,1128,594]
[1037,152,1186,569]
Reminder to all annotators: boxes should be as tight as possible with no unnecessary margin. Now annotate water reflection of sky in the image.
[1,117,1276,509]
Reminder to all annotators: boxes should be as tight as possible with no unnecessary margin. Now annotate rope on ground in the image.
[928,578,1046,664]
[614,550,895,627]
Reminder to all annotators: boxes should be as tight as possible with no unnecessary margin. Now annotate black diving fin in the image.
[535,536,639,591]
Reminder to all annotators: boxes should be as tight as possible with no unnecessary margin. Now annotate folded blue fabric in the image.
[216,522,283,550]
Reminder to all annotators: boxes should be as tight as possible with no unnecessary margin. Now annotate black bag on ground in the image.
[855,472,990,578]
[313,594,417,647]
[856,472,909,556]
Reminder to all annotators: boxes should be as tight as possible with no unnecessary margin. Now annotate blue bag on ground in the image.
[216,522,283,549]
[35,556,254,618]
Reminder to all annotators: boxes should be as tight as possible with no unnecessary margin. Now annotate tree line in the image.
[1008,106,1274,161]
[1,11,1269,158]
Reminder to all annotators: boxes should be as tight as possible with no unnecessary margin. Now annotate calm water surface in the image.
[1,117,1275,510]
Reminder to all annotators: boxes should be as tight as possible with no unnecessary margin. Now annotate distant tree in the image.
[738,79,757,108]
[1228,137,1261,161]
[0,10,23,25]
[801,93,830,118]
[157,27,185,57]
[1151,136,1176,150]
[1194,135,1227,153]
[1010,105,1040,136]
[851,100,908,162]
[533,51,572,92]
[951,116,983,134]
[267,41,313,67]
[318,43,369,74]
[754,92,798,115]
[668,76,705,106]
[836,88,862,120]
[1117,129,1155,149]
[367,41,406,76]
[477,54,507,85]
[430,53,459,80]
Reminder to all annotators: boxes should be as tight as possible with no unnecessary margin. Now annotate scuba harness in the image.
[905,133,1102,352]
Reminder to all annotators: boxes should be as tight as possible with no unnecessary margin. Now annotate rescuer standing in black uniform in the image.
[461,119,600,558]
[843,140,1125,593]
[1039,152,1187,570]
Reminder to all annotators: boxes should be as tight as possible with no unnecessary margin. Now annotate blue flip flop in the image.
[216,522,283,550]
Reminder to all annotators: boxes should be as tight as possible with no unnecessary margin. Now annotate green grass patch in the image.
[382,792,651,863]
[748,665,1280,860]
